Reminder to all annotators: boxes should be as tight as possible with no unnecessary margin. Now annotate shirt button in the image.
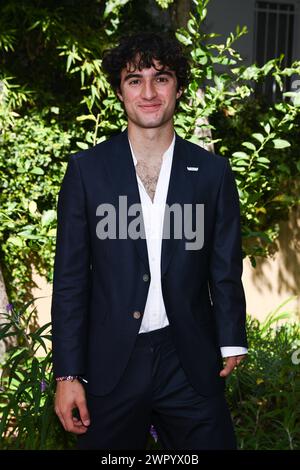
[133,311,142,319]
[143,273,150,282]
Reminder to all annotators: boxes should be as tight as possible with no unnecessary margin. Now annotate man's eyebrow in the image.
[154,70,175,78]
[123,70,175,82]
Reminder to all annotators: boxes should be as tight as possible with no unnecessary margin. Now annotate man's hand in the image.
[55,379,90,434]
[219,354,246,377]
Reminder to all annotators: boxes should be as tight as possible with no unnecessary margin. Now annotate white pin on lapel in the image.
[187,166,199,171]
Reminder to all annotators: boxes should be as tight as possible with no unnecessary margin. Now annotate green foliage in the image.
[0,100,78,301]
[1,298,299,449]
[156,0,174,9]
[173,0,300,263]
[226,300,300,450]
[0,300,76,449]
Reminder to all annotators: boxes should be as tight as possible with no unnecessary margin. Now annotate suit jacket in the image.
[51,128,248,396]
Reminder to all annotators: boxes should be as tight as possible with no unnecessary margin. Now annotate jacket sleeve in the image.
[209,158,248,348]
[51,155,91,378]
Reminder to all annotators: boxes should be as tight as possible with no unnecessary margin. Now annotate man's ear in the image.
[176,87,183,100]
[116,87,124,102]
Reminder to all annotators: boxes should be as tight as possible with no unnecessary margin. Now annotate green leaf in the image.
[41,210,56,227]
[175,32,192,46]
[232,151,249,159]
[242,142,256,151]
[76,114,97,122]
[292,92,300,107]
[187,19,197,36]
[7,236,23,247]
[198,55,208,65]
[252,133,264,144]
[273,139,291,149]
[31,167,44,175]
[76,141,89,150]
[29,201,37,215]
[103,0,130,18]
[50,107,59,114]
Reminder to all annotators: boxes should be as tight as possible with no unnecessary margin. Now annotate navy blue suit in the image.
[51,128,247,449]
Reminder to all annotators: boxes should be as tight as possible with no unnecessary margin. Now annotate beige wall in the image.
[243,205,300,321]
[33,206,300,327]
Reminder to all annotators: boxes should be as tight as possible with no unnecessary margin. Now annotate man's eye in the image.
[129,79,140,85]
[157,77,168,82]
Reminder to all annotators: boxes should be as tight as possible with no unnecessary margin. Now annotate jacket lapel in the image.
[161,132,196,277]
[104,128,150,273]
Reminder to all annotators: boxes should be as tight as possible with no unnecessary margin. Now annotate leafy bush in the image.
[1,298,299,450]
[173,0,300,263]
[0,107,79,302]
[0,300,75,449]
[227,299,300,450]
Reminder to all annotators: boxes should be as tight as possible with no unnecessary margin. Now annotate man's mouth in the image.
[138,104,161,112]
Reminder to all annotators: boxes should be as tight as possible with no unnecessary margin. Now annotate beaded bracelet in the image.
[55,375,79,382]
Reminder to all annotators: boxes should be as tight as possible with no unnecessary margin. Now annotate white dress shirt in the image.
[128,134,247,358]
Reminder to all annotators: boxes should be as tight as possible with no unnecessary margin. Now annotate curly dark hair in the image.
[101,31,191,98]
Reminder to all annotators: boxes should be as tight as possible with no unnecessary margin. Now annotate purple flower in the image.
[6,303,13,313]
[149,424,158,443]
[40,379,47,392]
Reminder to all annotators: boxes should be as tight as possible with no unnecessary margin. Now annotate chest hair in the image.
[135,158,163,202]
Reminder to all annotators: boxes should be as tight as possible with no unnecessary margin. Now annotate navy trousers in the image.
[77,325,236,450]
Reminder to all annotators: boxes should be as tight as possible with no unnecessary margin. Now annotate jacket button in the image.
[143,273,149,282]
[133,311,142,319]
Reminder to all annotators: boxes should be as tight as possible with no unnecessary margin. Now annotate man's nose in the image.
[141,80,157,99]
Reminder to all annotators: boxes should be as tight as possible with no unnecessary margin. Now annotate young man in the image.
[51,32,248,450]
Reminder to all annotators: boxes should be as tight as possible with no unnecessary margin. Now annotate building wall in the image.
[242,206,300,321]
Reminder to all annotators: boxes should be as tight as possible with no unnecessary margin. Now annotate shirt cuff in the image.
[220,346,248,358]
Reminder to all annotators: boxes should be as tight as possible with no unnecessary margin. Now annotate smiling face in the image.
[116,57,182,130]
